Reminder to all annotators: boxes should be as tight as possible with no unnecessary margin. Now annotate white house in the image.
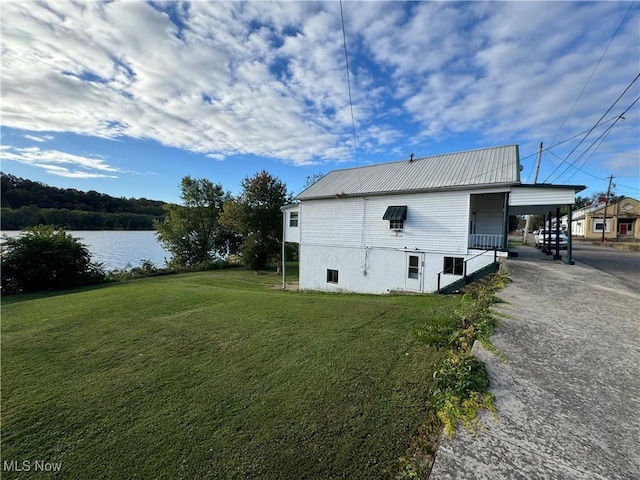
[282,145,584,294]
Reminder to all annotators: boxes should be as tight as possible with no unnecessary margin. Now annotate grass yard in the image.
[1,266,461,479]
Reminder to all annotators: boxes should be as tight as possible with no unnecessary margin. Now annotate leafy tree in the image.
[303,172,326,189]
[1,225,105,294]
[154,177,238,267]
[219,171,289,270]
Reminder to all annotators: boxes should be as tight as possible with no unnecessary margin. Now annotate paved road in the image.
[572,242,640,291]
[430,248,640,479]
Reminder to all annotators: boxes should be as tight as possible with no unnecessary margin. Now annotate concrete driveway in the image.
[429,246,640,479]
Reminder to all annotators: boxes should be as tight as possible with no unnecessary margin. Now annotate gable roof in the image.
[297,144,521,200]
[591,197,640,217]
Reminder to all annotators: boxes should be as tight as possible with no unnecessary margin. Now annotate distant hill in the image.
[1,173,167,230]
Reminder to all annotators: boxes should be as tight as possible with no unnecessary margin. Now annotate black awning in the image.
[382,206,407,221]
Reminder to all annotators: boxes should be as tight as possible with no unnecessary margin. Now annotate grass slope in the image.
[1,268,460,479]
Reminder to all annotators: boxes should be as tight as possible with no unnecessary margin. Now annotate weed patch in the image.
[397,264,509,478]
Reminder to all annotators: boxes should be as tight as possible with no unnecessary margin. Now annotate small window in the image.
[408,255,420,279]
[383,206,407,230]
[326,269,339,284]
[390,219,404,230]
[289,211,299,227]
[443,257,464,275]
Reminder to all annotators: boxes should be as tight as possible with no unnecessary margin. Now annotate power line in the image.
[542,72,640,183]
[519,115,618,163]
[616,183,640,192]
[545,149,607,181]
[562,126,614,183]
[339,0,361,188]
[548,95,640,183]
[547,1,636,149]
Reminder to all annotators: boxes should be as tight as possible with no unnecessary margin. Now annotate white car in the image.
[535,229,568,249]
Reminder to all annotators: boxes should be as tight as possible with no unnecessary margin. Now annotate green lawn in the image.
[1,267,460,479]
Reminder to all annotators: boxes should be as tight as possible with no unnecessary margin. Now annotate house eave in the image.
[295,181,521,201]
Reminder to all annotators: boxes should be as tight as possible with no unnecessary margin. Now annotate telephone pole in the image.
[601,175,614,242]
[523,142,543,243]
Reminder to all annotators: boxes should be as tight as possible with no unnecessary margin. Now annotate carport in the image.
[508,184,586,265]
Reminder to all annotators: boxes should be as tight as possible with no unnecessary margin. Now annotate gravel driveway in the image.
[430,247,640,479]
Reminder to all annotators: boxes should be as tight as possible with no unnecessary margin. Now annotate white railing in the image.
[469,234,503,249]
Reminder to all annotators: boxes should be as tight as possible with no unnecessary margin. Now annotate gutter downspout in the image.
[280,207,286,290]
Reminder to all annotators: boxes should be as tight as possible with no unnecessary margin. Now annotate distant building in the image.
[566,197,640,240]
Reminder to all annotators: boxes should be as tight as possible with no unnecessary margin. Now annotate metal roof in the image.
[297,144,521,200]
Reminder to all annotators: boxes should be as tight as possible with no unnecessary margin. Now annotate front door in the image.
[620,224,628,235]
[405,253,424,292]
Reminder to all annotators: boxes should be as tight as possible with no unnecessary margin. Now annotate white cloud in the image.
[0,145,120,178]
[0,0,638,172]
[23,134,54,142]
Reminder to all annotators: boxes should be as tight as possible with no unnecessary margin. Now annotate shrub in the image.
[1,226,105,294]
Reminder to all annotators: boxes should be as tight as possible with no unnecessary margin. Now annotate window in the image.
[593,220,610,232]
[383,205,407,230]
[289,211,299,227]
[326,269,339,283]
[408,255,420,279]
[443,257,464,275]
[390,219,404,230]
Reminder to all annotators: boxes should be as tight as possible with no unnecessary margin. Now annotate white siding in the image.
[300,191,470,254]
[470,193,504,234]
[283,206,300,243]
[299,244,501,294]
[510,187,575,206]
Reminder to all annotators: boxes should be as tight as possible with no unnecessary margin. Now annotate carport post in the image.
[565,204,574,265]
[502,193,510,251]
[545,211,552,255]
[554,208,562,260]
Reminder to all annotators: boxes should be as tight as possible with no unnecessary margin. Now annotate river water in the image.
[1,230,171,271]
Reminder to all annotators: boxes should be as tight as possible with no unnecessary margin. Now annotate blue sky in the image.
[1,1,639,203]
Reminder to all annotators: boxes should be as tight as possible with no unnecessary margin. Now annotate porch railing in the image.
[469,234,503,250]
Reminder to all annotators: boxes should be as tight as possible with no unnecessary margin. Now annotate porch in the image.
[469,193,508,251]
[468,233,503,250]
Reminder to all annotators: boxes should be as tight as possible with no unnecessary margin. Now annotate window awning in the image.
[382,206,407,221]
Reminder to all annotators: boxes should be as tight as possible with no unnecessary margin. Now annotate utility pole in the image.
[523,142,543,243]
[601,175,614,242]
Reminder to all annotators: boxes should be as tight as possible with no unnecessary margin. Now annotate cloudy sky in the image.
[1,1,639,203]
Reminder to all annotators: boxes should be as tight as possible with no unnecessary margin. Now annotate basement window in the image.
[326,269,339,284]
[443,257,464,276]
[383,206,407,230]
[289,211,299,227]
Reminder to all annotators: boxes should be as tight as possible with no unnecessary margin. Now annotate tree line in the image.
[1,173,166,230]
[1,171,293,294]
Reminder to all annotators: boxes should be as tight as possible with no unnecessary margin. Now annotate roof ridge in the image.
[323,144,519,175]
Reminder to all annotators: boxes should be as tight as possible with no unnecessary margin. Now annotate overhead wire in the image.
[548,95,640,184]
[562,127,615,183]
[545,149,607,181]
[542,72,640,183]
[547,1,636,149]
[339,0,362,190]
